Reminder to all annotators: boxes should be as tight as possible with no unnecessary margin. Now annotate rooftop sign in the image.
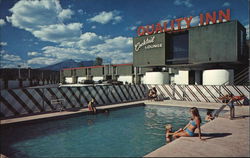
[137,9,230,36]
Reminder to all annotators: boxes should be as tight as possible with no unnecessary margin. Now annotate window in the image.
[168,33,189,61]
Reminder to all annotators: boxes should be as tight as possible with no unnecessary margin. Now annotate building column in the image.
[4,79,8,89]
[195,70,202,85]
[19,79,23,88]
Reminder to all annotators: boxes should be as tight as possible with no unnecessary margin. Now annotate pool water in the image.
[1,105,223,157]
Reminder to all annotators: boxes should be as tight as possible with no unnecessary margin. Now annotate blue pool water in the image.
[1,105,223,157]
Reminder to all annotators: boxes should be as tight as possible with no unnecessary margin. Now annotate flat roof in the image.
[63,63,133,71]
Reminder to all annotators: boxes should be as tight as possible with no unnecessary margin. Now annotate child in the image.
[165,124,173,143]
[205,109,214,121]
[88,98,97,114]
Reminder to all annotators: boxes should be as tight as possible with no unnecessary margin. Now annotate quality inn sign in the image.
[137,9,230,36]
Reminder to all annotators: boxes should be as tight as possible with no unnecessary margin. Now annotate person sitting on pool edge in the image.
[148,87,158,101]
[165,124,173,142]
[88,98,97,114]
[170,107,204,141]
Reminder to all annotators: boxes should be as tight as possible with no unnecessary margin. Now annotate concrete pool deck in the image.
[0,100,249,157]
[0,101,145,125]
[145,105,250,157]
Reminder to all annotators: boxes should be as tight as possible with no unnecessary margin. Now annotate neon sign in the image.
[137,9,230,36]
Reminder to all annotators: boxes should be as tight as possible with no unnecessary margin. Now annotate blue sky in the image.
[0,0,249,68]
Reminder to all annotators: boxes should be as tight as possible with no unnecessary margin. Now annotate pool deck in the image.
[145,100,231,110]
[0,101,145,125]
[1,100,249,157]
[145,104,250,157]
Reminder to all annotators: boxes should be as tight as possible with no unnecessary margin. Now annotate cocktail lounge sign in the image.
[137,9,230,36]
[134,36,163,52]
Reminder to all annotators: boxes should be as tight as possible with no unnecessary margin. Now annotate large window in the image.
[168,33,189,62]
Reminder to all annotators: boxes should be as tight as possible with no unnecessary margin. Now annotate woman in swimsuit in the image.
[171,107,203,140]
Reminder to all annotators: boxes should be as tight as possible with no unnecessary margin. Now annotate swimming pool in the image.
[0,105,224,157]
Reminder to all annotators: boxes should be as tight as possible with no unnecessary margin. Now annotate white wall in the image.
[203,69,234,85]
[65,77,73,84]
[140,76,144,84]
[118,76,133,84]
[93,76,103,82]
[77,77,87,83]
[143,72,169,84]
[174,70,189,85]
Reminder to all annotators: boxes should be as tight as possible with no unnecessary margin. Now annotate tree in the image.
[94,57,103,66]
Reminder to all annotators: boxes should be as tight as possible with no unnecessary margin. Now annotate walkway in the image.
[145,105,250,157]
[0,101,145,125]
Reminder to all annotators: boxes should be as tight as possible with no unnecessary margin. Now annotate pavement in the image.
[0,101,145,125]
[145,104,250,157]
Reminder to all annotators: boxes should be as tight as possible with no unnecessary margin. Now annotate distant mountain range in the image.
[39,59,94,71]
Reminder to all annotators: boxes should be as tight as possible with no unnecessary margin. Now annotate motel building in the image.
[61,9,249,86]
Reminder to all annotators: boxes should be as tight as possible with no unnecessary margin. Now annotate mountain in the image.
[39,59,94,71]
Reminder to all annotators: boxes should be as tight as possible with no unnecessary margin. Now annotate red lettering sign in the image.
[137,9,231,36]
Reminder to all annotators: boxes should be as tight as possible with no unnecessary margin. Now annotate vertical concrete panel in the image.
[8,80,19,89]
[0,79,4,90]
[0,90,17,117]
[8,89,29,115]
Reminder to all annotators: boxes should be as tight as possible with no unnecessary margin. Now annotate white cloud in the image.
[91,25,96,29]
[1,52,21,62]
[3,54,21,62]
[88,10,122,24]
[27,57,59,66]
[32,23,83,43]
[59,32,104,48]
[174,0,193,7]
[7,0,73,31]
[95,36,132,53]
[27,51,41,56]
[222,2,230,7]
[160,15,177,25]
[78,32,104,48]
[6,0,80,43]
[0,42,7,46]
[190,16,199,26]
[77,9,83,15]
[127,26,137,31]
[5,0,132,68]
[0,50,28,68]
[136,21,142,25]
[58,9,74,20]
[0,19,6,26]
[26,34,133,67]
[130,26,137,31]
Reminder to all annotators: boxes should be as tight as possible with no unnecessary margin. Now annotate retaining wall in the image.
[0,84,249,118]
[0,85,147,118]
